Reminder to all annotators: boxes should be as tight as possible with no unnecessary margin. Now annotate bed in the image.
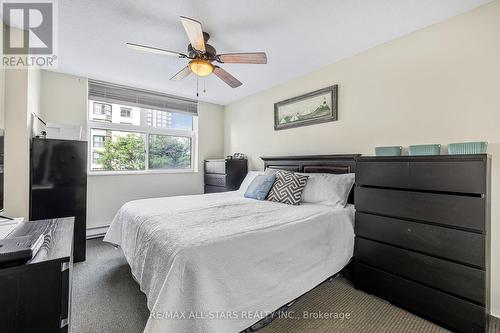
[104,154,359,333]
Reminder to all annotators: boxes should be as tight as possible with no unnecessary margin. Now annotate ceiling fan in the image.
[126,16,267,88]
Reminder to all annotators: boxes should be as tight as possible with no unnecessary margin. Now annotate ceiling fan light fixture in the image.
[189,60,214,76]
[129,16,267,88]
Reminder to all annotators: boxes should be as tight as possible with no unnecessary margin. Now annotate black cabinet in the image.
[354,154,490,333]
[204,159,247,193]
[0,218,74,333]
[30,138,87,262]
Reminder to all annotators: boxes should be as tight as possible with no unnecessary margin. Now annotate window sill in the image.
[88,169,198,176]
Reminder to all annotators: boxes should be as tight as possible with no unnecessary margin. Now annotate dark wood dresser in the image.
[354,154,490,332]
[204,159,248,193]
[0,217,74,333]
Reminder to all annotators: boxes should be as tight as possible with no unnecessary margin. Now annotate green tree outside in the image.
[149,135,191,169]
[96,133,191,171]
[99,134,145,170]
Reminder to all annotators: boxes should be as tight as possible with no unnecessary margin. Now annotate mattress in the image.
[104,191,355,333]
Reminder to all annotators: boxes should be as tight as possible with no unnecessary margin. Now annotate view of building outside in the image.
[89,101,193,171]
[90,101,143,125]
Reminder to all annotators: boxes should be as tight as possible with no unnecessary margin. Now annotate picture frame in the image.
[274,85,338,131]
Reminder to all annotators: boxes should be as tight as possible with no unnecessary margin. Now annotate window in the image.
[149,135,191,169]
[120,107,132,118]
[90,129,146,171]
[93,135,106,148]
[93,151,103,163]
[93,102,112,116]
[88,80,197,173]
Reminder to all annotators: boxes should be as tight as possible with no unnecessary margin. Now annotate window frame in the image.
[87,101,197,175]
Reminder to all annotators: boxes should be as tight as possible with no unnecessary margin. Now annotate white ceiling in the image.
[55,0,489,105]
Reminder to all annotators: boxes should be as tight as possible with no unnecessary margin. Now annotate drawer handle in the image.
[60,318,69,328]
[61,262,70,272]
[407,228,412,233]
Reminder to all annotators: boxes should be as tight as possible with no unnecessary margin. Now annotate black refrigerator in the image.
[30,138,87,262]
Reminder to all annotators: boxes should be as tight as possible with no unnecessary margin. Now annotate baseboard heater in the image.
[86,225,109,239]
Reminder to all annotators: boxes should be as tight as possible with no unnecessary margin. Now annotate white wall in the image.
[40,70,225,228]
[224,1,500,316]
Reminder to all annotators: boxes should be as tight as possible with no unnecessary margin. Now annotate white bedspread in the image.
[104,191,355,333]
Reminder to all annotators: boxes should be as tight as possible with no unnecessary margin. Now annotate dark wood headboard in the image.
[260,154,360,204]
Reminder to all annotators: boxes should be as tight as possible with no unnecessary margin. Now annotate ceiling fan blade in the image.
[126,43,187,58]
[180,16,206,53]
[170,66,192,81]
[213,66,242,88]
[217,52,267,64]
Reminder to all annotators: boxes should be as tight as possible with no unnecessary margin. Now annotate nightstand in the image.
[204,159,248,193]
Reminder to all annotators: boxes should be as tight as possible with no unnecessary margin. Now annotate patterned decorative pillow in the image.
[267,171,309,205]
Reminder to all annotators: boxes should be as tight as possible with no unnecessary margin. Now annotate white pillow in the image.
[299,173,355,207]
[237,171,264,193]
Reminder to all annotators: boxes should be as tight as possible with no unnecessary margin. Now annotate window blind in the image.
[88,80,198,115]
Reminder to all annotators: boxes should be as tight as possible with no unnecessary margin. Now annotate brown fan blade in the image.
[213,66,242,88]
[180,16,206,53]
[217,52,267,64]
[170,66,192,81]
[126,43,187,58]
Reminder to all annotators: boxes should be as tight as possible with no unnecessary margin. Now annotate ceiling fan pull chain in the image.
[203,77,206,94]
[196,74,199,97]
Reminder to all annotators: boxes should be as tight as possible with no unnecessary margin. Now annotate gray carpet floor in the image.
[72,238,499,333]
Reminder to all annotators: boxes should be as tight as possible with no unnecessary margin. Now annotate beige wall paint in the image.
[41,71,88,134]
[224,1,500,315]
[4,69,30,217]
[0,67,5,129]
[2,26,43,217]
[3,68,41,217]
[40,70,225,228]
[28,69,42,138]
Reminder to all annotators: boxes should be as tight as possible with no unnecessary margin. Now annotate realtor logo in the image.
[1,0,57,67]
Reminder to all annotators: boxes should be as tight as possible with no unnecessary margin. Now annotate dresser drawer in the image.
[204,174,227,187]
[355,212,485,267]
[356,160,410,189]
[354,262,486,333]
[356,158,487,194]
[355,187,485,232]
[410,160,486,194]
[204,160,226,174]
[204,185,236,193]
[355,238,485,304]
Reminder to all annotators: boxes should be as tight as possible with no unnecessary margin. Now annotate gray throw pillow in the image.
[244,174,277,200]
[267,171,309,205]
[298,173,355,207]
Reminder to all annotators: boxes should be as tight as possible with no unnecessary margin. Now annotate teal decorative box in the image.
[375,146,402,156]
[448,142,488,155]
[408,144,441,156]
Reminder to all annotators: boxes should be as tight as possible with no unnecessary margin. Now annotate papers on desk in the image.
[0,217,24,239]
